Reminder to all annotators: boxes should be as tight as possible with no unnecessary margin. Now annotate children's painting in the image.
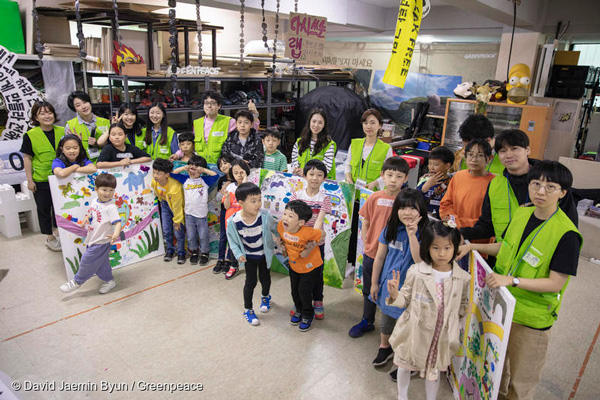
[258,170,355,289]
[449,251,516,400]
[354,187,374,295]
[49,163,164,279]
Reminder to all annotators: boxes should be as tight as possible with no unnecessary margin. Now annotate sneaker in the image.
[372,346,394,366]
[348,318,375,338]
[244,309,260,326]
[290,313,302,325]
[225,266,239,280]
[213,260,224,274]
[163,251,175,262]
[177,253,186,264]
[260,295,272,313]
[190,251,199,265]
[299,317,313,332]
[390,369,397,382]
[314,301,324,320]
[290,305,297,317]
[99,280,117,294]
[45,237,62,252]
[199,253,209,265]
[60,279,80,293]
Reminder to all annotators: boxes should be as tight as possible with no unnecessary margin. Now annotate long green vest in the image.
[193,115,231,164]
[495,206,582,329]
[461,152,505,174]
[488,174,520,241]
[296,138,337,180]
[65,116,110,162]
[27,125,65,182]
[147,126,176,160]
[350,138,391,184]
[132,131,147,151]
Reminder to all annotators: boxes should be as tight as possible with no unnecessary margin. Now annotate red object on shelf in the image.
[400,155,422,169]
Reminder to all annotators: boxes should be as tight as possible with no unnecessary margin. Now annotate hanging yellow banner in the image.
[382,0,423,88]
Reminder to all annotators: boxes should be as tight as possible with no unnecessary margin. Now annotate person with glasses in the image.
[457,160,582,400]
[451,114,504,174]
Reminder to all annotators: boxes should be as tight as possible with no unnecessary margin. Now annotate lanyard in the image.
[357,139,376,180]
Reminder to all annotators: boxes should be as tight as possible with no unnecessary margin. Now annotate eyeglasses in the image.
[465,153,486,160]
[204,101,218,106]
[529,181,561,194]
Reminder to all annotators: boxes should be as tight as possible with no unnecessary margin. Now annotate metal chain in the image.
[195,0,203,66]
[295,0,298,13]
[273,0,280,72]
[74,0,86,58]
[112,0,123,72]
[168,0,178,105]
[239,0,245,77]
[32,0,44,65]
[261,0,268,49]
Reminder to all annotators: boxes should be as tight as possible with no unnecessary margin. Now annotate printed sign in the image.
[285,12,327,64]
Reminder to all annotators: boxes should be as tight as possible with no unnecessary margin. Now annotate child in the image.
[98,103,146,150]
[369,189,428,379]
[289,159,332,319]
[349,157,410,339]
[227,182,279,326]
[97,124,151,169]
[262,128,288,172]
[386,221,470,400]
[439,139,495,229]
[221,110,264,169]
[170,132,196,163]
[52,134,97,178]
[65,91,110,162]
[213,154,234,274]
[277,200,325,332]
[59,173,122,294]
[146,102,178,160]
[151,158,186,264]
[416,146,454,219]
[222,159,251,279]
[173,155,217,265]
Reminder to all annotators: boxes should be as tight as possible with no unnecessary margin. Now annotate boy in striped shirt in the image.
[227,182,279,326]
[262,128,288,172]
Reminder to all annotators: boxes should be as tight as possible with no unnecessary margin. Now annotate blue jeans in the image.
[218,208,227,260]
[185,214,209,253]
[161,200,186,255]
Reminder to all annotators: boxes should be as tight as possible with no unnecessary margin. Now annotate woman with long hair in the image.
[291,108,337,179]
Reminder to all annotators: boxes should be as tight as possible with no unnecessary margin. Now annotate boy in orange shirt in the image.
[277,200,325,332]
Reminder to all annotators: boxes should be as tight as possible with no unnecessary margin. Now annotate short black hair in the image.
[285,200,313,223]
[303,159,327,177]
[152,158,174,173]
[229,159,251,181]
[108,123,125,136]
[178,132,194,144]
[30,101,59,126]
[419,220,462,265]
[235,182,262,202]
[188,154,208,169]
[263,128,281,140]
[382,156,409,175]
[67,91,92,112]
[528,160,573,190]
[217,153,234,167]
[465,138,492,158]
[458,114,495,142]
[201,90,223,105]
[95,173,117,189]
[235,109,254,123]
[494,129,529,153]
[429,146,455,165]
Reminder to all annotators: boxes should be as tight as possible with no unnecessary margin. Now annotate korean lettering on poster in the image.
[285,13,327,64]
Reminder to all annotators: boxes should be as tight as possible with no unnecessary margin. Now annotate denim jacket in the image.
[226,209,279,269]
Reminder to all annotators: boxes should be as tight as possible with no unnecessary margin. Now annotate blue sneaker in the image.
[290,312,302,325]
[244,309,260,326]
[299,317,313,332]
[348,318,375,338]
[260,295,271,313]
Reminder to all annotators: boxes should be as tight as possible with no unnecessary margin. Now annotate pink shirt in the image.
[203,115,260,142]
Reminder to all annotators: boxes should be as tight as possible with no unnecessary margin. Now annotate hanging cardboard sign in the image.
[382,0,422,88]
[285,12,327,64]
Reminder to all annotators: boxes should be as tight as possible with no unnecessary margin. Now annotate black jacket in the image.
[221,129,264,169]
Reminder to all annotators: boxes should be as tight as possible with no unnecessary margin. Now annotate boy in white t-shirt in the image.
[60,173,122,294]
[173,154,217,265]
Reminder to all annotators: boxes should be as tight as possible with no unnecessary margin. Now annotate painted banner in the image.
[382,0,423,88]
[354,187,374,294]
[449,251,516,400]
[49,163,164,279]
[285,12,327,64]
[258,170,354,289]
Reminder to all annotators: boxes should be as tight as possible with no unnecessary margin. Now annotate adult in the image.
[98,103,146,150]
[65,91,110,162]
[193,91,259,164]
[21,101,65,251]
[144,102,179,160]
[291,108,337,179]
[459,161,581,400]
[452,114,504,174]
[221,110,264,169]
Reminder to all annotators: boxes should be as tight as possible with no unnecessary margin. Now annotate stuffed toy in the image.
[506,63,531,104]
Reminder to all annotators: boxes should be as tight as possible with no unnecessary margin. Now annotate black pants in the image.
[33,181,56,235]
[243,256,271,309]
[347,198,360,265]
[362,255,377,324]
[289,266,322,320]
[312,245,325,302]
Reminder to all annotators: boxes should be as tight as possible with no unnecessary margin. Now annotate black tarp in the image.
[296,86,367,151]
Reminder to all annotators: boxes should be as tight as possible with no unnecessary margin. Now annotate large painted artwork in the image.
[49,163,164,279]
[354,187,374,295]
[449,251,516,400]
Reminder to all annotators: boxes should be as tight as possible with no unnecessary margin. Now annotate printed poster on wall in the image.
[449,251,516,400]
[49,163,164,279]
[354,187,374,294]
[285,12,327,64]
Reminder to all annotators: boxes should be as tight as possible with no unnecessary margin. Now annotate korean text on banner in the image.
[382,0,423,88]
[285,13,327,64]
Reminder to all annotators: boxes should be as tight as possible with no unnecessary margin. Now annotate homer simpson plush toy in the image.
[506,63,531,104]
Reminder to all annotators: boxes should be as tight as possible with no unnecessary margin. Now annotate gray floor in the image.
[0,232,598,400]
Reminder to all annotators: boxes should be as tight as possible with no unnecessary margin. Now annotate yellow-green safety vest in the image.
[146,126,176,160]
[296,138,337,180]
[193,115,231,164]
[488,174,520,241]
[350,138,391,184]
[27,125,65,182]
[460,152,505,174]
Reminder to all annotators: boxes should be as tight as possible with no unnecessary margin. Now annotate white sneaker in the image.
[45,237,62,252]
[99,280,117,294]
[60,279,80,293]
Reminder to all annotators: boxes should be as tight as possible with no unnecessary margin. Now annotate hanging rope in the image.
[195,0,203,66]
[273,0,280,72]
[32,0,44,65]
[239,0,245,77]
[168,0,178,105]
[261,0,268,50]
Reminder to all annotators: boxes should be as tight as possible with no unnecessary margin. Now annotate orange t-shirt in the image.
[223,191,241,230]
[359,191,396,259]
[277,221,323,273]
[439,170,495,228]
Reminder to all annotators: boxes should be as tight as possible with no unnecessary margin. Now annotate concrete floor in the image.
[0,232,598,400]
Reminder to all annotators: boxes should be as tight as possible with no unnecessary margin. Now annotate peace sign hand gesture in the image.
[387,270,401,302]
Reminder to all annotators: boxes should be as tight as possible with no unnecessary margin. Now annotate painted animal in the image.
[59,182,74,197]
[124,170,148,192]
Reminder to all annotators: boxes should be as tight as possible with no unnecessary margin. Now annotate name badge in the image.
[377,198,394,207]
[389,241,404,251]
[523,252,540,267]
[88,147,100,158]
[356,179,367,189]
[265,156,275,163]
[212,131,224,137]
[160,148,169,154]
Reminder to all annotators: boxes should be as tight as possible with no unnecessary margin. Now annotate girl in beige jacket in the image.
[386,221,470,400]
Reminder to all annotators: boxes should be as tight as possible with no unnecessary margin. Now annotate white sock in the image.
[425,376,440,400]
[397,367,411,400]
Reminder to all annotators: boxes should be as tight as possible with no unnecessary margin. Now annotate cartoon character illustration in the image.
[506,63,531,104]
[59,182,74,197]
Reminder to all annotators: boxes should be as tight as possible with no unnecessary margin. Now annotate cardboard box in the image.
[554,51,580,66]
[120,63,147,77]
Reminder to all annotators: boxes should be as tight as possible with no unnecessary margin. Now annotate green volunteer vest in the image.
[193,115,231,164]
[460,152,504,174]
[350,138,391,184]
[147,126,176,160]
[66,116,110,162]
[296,138,337,180]
[495,206,582,329]
[488,174,520,241]
[27,125,65,182]
[133,130,147,150]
